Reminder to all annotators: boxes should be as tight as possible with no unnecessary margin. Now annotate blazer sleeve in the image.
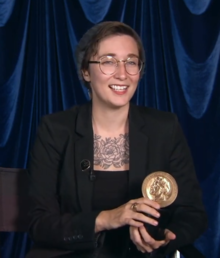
[28,117,101,251]
[163,116,208,254]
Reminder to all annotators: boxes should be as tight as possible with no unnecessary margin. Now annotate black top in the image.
[92,170,129,210]
[92,170,130,257]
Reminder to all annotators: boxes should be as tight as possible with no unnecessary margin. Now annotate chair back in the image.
[0,167,30,232]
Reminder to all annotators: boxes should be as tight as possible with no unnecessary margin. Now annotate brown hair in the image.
[75,21,145,89]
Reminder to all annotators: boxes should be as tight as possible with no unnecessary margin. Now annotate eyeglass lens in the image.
[99,56,142,75]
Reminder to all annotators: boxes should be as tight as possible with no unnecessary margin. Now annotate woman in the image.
[26,21,207,258]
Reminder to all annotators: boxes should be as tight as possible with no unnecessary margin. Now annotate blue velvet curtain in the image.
[0,0,219,257]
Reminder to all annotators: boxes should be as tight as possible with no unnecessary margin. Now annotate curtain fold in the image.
[0,0,219,257]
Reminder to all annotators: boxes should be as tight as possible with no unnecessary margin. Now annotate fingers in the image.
[130,227,146,253]
[118,201,159,227]
[129,198,161,219]
[130,226,174,254]
[131,211,159,226]
[106,198,161,230]
[139,226,165,249]
[107,203,145,229]
[131,202,161,220]
[128,219,144,228]
[135,197,161,210]
[129,226,154,253]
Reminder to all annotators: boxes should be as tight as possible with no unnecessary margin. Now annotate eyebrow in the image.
[97,53,139,59]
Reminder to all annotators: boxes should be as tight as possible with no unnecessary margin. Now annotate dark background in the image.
[0,0,219,257]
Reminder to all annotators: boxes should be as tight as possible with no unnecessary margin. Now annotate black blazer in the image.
[26,102,207,258]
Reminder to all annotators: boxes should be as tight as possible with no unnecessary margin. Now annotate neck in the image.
[92,103,129,134]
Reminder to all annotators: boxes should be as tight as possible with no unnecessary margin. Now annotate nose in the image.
[114,61,127,80]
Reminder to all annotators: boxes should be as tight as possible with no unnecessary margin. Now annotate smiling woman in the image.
[26,21,207,258]
[81,33,141,109]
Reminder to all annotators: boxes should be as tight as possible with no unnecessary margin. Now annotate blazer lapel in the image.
[74,102,94,212]
[129,104,149,199]
[74,102,151,209]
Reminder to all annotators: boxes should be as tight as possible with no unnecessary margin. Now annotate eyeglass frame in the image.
[88,55,144,75]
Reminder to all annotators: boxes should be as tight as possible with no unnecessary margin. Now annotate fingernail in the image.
[154,221,158,225]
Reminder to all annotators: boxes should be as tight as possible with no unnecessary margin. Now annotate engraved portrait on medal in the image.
[142,171,178,207]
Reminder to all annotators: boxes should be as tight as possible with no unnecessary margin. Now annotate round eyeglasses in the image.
[88,55,143,75]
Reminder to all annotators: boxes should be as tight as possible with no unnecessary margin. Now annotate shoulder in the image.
[33,106,80,145]
[130,104,180,141]
[41,105,80,128]
[132,104,178,126]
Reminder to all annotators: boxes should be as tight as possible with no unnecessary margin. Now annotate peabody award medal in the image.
[142,171,178,207]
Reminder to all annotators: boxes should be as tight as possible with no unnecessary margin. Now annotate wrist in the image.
[95,211,109,233]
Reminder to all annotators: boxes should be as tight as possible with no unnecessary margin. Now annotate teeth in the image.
[110,85,128,91]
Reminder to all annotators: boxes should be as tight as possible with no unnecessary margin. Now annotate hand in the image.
[95,198,160,232]
[129,225,166,253]
[130,227,176,253]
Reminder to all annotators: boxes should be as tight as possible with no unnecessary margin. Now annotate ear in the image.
[81,70,91,82]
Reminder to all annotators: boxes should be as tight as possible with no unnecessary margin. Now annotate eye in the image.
[101,60,115,66]
[127,61,137,66]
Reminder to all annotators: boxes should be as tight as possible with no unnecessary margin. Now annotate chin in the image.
[108,100,130,109]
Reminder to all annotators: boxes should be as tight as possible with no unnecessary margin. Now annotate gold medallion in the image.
[142,171,178,208]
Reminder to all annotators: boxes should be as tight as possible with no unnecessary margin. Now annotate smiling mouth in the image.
[109,85,128,91]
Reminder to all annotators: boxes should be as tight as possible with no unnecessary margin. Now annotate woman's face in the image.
[82,34,141,109]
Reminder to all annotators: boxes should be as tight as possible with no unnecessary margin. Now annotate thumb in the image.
[164,229,176,240]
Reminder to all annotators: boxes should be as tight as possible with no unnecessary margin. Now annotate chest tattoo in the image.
[94,133,129,169]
